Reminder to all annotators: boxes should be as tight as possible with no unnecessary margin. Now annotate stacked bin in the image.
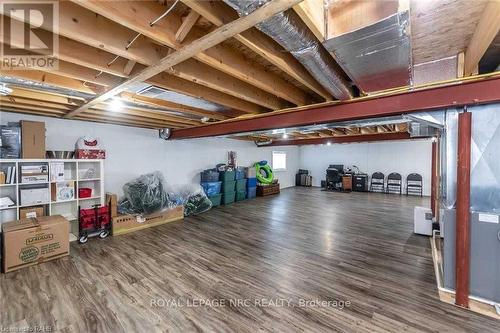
[220,170,236,205]
[201,169,222,207]
[246,166,257,199]
[235,167,247,202]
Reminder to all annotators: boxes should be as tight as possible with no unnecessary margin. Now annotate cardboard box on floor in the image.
[19,206,45,219]
[106,193,118,218]
[112,206,184,236]
[2,215,69,273]
[21,120,46,159]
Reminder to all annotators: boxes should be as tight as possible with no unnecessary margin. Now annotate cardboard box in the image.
[106,193,118,218]
[21,120,46,159]
[19,206,45,219]
[112,206,184,236]
[0,172,5,185]
[2,215,69,273]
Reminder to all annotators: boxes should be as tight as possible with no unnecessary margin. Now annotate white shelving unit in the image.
[0,159,105,239]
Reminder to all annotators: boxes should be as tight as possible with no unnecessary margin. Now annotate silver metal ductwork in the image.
[323,11,412,93]
[223,0,354,100]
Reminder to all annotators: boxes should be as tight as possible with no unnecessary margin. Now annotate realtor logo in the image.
[1,1,59,70]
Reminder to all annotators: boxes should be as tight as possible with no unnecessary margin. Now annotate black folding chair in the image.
[406,173,423,196]
[386,173,402,194]
[370,172,385,193]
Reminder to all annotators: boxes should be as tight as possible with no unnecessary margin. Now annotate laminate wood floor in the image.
[1,188,499,332]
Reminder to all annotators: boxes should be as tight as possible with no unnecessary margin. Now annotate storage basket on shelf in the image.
[247,186,257,199]
[235,179,247,192]
[200,181,222,196]
[201,169,219,182]
[236,190,246,202]
[222,191,235,205]
[78,188,92,198]
[208,193,222,207]
[219,170,235,182]
[221,180,236,193]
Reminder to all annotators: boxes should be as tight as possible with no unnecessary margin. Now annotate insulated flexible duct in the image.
[224,0,354,100]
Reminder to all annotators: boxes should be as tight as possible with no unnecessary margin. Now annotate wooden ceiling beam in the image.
[0,106,66,118]
[175,10,200,42]
[464,1,500,76]
[0,16,129,78]
[181,0,332,101]
[0,96,73,111]
[162,60,290,110]
[75,0,307,107]
[82,106,189,128]
[93,104,200,126]
[2,1,272,113]
[0,70,98,95]
[78,111,173,128]
[146,73,266,114]
[7,87,84,105]
[64,0,302,118]
[293,0,325,42]
[120,92,229,121]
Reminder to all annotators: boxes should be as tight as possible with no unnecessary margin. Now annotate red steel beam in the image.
[265,132,412,146]
[455,111,472,308]
[431,140,438,216]
[170,75,500,139]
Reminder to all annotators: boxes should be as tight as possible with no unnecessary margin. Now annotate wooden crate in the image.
[257,183,280,197]
[112,206,184,236]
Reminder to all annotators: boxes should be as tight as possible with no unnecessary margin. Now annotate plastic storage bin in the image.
[208,193,222,207]
[222,191,235,205]
[201,169,219,182]
[246,167,257,178]
[235,167,246,180]
[236,179,247,192]
[200,181,222,196]
[247,177,257,188]
[247,186,257,199]
[236,190,246,202]
[219,170,235,182]
[221,180,236,192]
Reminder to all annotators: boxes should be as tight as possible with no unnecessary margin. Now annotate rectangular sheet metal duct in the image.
[324,11,412,93]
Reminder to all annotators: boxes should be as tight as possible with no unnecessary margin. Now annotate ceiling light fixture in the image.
[327,141,332,146]
[109,97,124,111]
[282,133,288,139]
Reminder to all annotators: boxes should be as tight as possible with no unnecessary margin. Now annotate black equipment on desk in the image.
[325,165,344,191]
[352,174,368,192]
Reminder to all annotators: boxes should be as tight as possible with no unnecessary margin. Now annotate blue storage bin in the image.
[200,181,222,196]
[201,169,219,182]
[235,167,246,180]
[247,186,257,199]
[247,177,257,187]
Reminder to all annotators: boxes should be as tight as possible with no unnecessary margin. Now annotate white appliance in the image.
[414,206,434,236]
[20,188,49,206]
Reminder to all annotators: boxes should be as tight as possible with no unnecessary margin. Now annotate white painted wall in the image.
[0,112,299,196]
[299,140,433,195]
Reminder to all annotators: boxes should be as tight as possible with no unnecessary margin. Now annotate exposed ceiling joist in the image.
[464,1,500,76]
[7,87,85,105]
[293,0,325,42]
[0,70,98,95]
[120,92,229,121]
[63,0,303,118]
[266,132,413,146]
[175,10,200,42]
[1,1,275,113]
[181,0,333,101]
[73,0,306,107]
[146,73,266,114]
